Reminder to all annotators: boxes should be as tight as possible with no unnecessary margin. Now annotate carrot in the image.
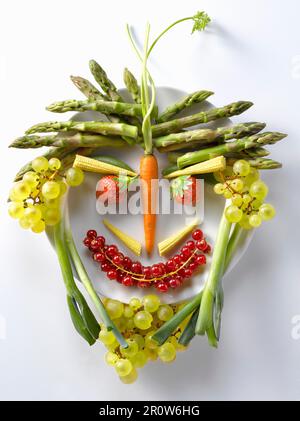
[140,154,158,255]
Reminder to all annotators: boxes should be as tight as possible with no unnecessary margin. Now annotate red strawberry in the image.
[96,175,129,204]
[171,175,200,206]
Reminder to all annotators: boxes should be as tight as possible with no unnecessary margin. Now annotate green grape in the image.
[123,306,134,318]
[243,194,252,205]
[223,190,232,199]
[249,180,268,200]
[106,339,119,351]
[230,178,244,192]
[23,171,39,189]
[106,299,124,320]
[8,202,24,219]
[31,220,46,234]
[44,208,61,226]
[23,206,42,225]
[142,294,160,313]
[114,358,133,377]
[251,198,263,210]
[32,156,49,173]
[233,160,251,176]
[134,311,153,330]
[214,183,225,195]
[157,305,174,321]
[131,334,145,350]
[42,181,60,199]
[65,167,84,187]
[48,157,61,171]
[105,351,119,366]
[144,348,158,361]
[249,213,262,228]
[145,331,158,350]
[157,343,176,363]
[231,194,243,207]
[10,182,31,201]
[225,205,243,223]
[259,204,276,221]
[19,217,31,229]
[126,318,135,330]
[129,297,142,311]
[44,197,60,209]
[99,329,116,346]
[239,214,252,230]
[121,339,139,358]
[58,181,68,196]
[244,167,259,186]
[119,368,138,384]
[130,351,148,368]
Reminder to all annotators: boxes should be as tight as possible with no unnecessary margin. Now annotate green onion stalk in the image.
[54,210,127,348]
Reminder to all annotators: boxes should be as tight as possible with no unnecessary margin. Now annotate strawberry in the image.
[170,175,200,206]
[96,175,130,204]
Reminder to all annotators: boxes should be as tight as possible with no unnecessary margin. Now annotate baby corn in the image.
[73,155,138,177]
[103,219,142,256]
[164,156,226,179]
[158,219,199,256]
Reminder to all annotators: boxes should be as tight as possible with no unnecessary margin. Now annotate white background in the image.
[0,0,300,401]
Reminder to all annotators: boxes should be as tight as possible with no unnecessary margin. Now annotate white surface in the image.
[51,86,253,304]
[0,0,299,401]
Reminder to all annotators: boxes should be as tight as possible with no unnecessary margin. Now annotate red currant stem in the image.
[104,249,198,283]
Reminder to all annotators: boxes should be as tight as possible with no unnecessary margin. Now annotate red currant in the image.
[87,230,97,239]
[158,263,166,275]
[138,281,151,288]
[173,255,181,265]
[116,271,125,283]
[186,240,195,251]
[181,246,191,259]
[156,282,168,292]
[204,244,211,254]
[107,245,118,258]
[166,259,176,272]
[90,239,101,251]
[192,229,203,241]
[195,254,206,265]
[101,262,111,272]
[132,261,142,274]
[122,275,134,286]
[142,266,152,279]
[189,262,197,271]
[169,277,181,288]
[123,257,132,269]
[96,236,105,247]
[107,269,117,280]
[184,268,193,278]
[93,252,106,263]
[83,237,91,247]
[113,254,123,266]
[151,264,161,278]
[196,239,207,251]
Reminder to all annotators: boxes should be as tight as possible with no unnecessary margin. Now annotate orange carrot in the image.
[140,154,158,255]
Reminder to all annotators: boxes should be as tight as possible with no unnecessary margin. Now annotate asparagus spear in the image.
[168,147,270,164]
[152,101,253,137]
[154,122,266,150]
[26,120,138,139]
[10,133,127,149]
[177,131,287,168]
[89,59,123,102]
[123,68,141,103]
[70,75,107,101]
[226,157,282,169]
[157,90,214,123]
[46,99,142,117]
[13,146,94,181]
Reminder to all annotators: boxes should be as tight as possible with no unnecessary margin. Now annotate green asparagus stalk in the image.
[10,133,127,149]
[168,147,270,165]
[70,75,107,101]
[26,120,138,139]
[226,157,282,169]
[195,206,232,344]
[63,218,127,348]
[177,131,287,168]
[152,101,253,137]
[157,90,214,123]
[123,68,141,103]
[89,59,123,102]
[46,99,142,117]
[154,122,266,151]
[54,221,100,345]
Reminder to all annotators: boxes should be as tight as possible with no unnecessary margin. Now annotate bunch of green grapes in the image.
[213,160,276,229]
[99,295,189,384]
[8,156,84,233]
